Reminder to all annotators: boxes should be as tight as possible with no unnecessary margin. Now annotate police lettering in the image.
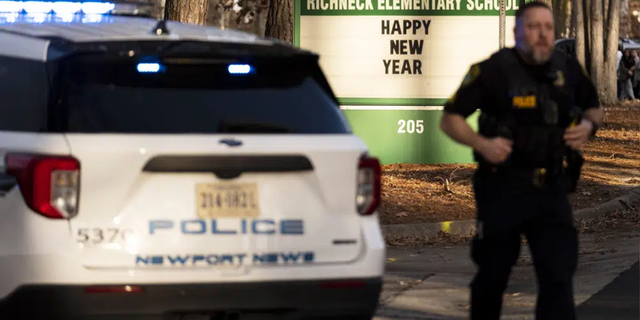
[149,219,304,235]
[136,251,315,266]
[512,95,536,108]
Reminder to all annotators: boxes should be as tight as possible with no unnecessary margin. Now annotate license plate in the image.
[196,183,260,219]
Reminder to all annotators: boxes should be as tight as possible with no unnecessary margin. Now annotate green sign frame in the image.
[292,1,520,164]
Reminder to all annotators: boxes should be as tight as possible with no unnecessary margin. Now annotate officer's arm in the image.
[440,64,487,151]
[573,61,604,131]
[584,106,604,131]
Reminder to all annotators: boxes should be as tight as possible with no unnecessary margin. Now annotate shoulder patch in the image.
[461,64,481,86]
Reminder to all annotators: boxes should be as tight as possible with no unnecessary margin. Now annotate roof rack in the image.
[0,0,155,16]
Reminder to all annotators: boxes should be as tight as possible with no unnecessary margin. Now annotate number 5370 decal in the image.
[76,228,133,245]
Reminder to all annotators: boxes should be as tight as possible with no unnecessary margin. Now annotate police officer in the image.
[439,2,603,320]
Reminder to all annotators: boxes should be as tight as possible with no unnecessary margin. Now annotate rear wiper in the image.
[218,121,291,133]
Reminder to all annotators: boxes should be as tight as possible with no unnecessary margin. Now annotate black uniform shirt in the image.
[444,48,600,119]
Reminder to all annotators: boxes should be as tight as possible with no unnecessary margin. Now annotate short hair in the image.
[515,1,552,20]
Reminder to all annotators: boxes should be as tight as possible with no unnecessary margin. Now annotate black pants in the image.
[469,169,579,320]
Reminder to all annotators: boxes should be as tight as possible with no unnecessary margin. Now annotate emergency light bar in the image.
[0,0,153,15]
[135,63,256,75]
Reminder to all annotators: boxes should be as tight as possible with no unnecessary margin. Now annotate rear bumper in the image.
[0,278,382,320]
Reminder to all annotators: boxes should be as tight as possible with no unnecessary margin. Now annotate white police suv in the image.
[0,2,386,319]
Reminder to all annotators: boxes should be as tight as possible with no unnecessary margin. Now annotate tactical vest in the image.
[475,48,580,171]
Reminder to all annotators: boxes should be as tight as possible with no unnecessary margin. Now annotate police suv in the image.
[0,1,386,319]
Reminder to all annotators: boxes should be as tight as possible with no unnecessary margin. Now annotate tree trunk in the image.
[264,0,294,43]
[603,0,621,104]
[553,0,567,38]
[620,0,630,38]
[565,0,573,38]
[585,0,593,71]
[590,0,606,100]
[576,0,587,68]
[570,0,576,38]
[632,1,640,39]
[603,0,609,27]
[165,0,209,25]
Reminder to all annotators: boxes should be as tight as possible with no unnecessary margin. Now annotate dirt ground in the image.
[379,102,640,225]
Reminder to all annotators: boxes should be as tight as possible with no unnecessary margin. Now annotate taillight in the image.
[357,155,381,215]
[5,153,80,219]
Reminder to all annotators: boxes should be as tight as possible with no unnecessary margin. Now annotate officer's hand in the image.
[564,119,593,149]
[477,137,513,164]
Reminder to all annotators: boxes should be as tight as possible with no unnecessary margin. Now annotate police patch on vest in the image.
[461,64,480,86]
[554,70,565,87]
[512,95,536,108]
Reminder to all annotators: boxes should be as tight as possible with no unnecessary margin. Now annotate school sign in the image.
[293,0,520,164]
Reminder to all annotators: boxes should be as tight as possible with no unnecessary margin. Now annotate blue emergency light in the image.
[227,64,253,75]
[136,62,161,73]
[0,1,116,14]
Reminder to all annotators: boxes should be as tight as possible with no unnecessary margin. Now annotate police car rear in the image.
[0,2,386,319]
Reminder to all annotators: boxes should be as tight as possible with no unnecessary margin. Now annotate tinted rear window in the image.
[51,56,351,134]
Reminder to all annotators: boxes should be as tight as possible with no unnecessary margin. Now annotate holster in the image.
[564,149,584,193]
[563,106,585,193]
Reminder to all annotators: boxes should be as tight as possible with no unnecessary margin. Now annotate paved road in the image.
[375,230,639,320]
[576,261,639,320]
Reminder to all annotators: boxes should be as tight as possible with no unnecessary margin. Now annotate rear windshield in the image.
[50,56,351,134]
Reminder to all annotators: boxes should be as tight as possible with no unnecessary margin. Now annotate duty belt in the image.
[479,164,564,188]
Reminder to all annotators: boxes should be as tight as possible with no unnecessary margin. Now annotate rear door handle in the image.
[0,173,16,195]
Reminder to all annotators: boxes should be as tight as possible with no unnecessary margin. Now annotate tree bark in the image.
[570,0,576,38]
[603,0,621,104]
[165,0,209,25]
[620,0,630,38]
[632,1,640,38]
[576,0,587,69]
[264,0,294,43]
[584,0,593,72]
[553,0,562,38]
[590,0,604,93]
[553,0,569,38]
[564,0,573,37]
[603,0,609,27]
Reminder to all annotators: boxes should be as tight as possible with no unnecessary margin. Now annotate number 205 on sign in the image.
[397,120,424,134]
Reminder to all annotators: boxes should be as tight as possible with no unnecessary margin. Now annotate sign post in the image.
[500,0,507,48]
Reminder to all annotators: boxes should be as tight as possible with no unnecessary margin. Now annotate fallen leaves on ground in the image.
[380,103,640,225]
[385,208,640,247]
[575,207,640,234]
[385,230,473,247]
